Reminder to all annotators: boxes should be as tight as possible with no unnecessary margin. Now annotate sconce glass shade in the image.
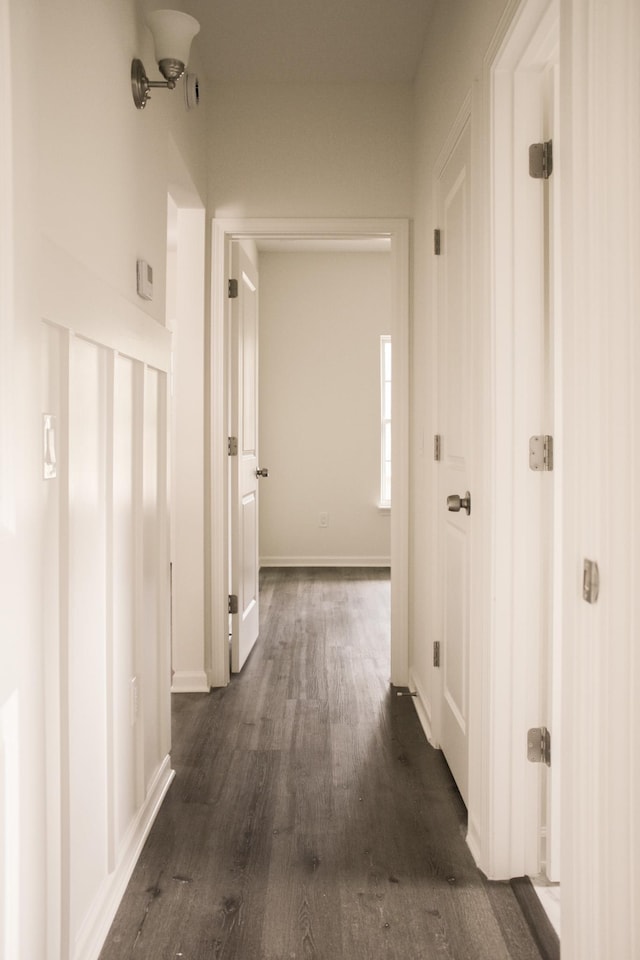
[132,9,200,109]
[147,10,200,78]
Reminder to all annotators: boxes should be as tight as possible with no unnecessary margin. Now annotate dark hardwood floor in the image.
[100,567,546,960]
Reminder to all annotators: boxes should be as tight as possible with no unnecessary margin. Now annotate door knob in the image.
[256,468,269,478]
[447,491,471,515]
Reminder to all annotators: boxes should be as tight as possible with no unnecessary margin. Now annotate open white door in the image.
[229,242,262,673]
[436,114,473,806]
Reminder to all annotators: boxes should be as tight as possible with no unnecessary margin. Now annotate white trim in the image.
[170,670,210,693]
[259,556,391,569]
[481,0,560,881]
[408,665,435,744]
[71,758,174,960]
[209,218,410,689]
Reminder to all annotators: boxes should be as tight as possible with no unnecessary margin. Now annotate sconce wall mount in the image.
[132,9,200,110]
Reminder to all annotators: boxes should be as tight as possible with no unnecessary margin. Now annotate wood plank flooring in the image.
[99,567,546,960]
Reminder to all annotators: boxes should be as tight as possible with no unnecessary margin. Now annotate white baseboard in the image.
[171,670,210,693]
[408,666,437,747]
[260,556,391,568]
[74,755,175,960]
[466,812,482,868]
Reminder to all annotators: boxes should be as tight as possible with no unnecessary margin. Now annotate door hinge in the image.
[529,435,554,471]
[433,640,440,668]
[529,139,553,180]
[228,594,239,615]
[433,434,441,462]
[527,726,551,766]
[228,278,239,299]
[434,229,441,256]
[228,436,238,456]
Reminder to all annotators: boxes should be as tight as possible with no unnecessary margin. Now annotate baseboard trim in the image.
[73,755,175,960]
[510,876,561,960]
[171,670,210,693]
[260,556,391,568]
[466,813,482,866]
[408,666,436,746]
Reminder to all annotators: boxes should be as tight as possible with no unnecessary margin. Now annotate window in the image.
[380,336,391,507]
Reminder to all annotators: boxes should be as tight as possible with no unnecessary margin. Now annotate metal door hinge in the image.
[228,594,239,615]
[228,436,238,456]
[529,435,554,471]
[583,558,600,604]
[228,278,239,299]
[527,726,551,766]
[433,641,440,668]
[529,140,553,180]
[434,434,441,462]
[434,229,441,256]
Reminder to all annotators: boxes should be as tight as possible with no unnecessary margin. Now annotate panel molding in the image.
[42,320,173,960]
[71,758,174,960]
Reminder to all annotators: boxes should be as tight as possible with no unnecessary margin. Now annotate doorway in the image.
[208,219,410,691]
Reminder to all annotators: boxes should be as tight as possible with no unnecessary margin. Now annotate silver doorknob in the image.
[447,491,471,515]
[256,468,269,478]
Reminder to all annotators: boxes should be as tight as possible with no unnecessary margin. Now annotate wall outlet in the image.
[319,512,329,528]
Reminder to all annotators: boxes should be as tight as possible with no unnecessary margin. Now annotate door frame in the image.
[483,0,561,879]
[207,218,410,689]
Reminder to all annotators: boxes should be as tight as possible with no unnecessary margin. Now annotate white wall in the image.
[208,83,413,217]
[258,251,391,566]
[4,1,209,958]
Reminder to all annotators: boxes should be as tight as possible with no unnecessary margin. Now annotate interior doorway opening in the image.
[208,219,410,692]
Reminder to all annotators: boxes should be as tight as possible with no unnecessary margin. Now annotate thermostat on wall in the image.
[136,259,153,301]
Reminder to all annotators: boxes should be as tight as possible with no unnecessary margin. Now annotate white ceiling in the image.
[143,0,436,84]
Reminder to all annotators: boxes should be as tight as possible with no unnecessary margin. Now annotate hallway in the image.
[99,568,546,959]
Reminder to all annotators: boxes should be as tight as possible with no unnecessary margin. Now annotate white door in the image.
[229,242,262,672]
[437,117,473,806]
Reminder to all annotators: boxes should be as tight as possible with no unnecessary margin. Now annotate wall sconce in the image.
[131,9,200,110]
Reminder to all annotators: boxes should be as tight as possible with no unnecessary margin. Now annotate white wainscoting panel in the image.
[41,241,173,960]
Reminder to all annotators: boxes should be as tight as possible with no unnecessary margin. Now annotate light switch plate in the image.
[136,259,153,300]
[43,414,57,480]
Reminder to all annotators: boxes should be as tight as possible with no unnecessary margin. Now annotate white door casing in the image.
[208,219,410,690]
[435,110,473,807]
[229,243,261,673]
[488,0,561,881]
